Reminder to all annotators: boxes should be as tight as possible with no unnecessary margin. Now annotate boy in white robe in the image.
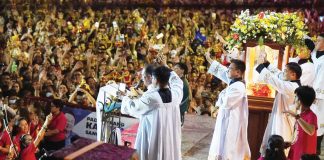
[205,52,250,160]
[256,59,302,156]
[121,61,183,160]
[305,33,324,155]
[289,46,315,86]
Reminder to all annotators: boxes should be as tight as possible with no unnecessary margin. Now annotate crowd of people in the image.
[0,1,323,159]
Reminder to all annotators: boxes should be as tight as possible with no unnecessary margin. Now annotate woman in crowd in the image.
[18,113,52,160]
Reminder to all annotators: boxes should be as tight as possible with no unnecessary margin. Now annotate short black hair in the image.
[152,66,171,88]
[175,62,188,75]
[51,99,64,110]
[230,59,246,73]
[286,62,302,79]
[265,135,286,160]
[144,64,155,76]
[295,86,316,107]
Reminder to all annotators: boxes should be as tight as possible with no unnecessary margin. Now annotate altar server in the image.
[205,52,250,160]
[289,46,315,86]
[305,33,324,155]
[256,58,302,156]
[121,59,183,160]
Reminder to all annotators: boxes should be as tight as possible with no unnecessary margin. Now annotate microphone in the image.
[134,80,143,89]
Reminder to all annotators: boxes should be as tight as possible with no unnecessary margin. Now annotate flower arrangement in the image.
[227,10,308,49]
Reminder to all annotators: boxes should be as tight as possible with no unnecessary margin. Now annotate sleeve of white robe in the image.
[258,68,297,95]
[121,92,157,118]
[207,60,231,84]
[288,57,300,63]
[121,71,183,117]
[266,64,284,78]
[169,71,183,104]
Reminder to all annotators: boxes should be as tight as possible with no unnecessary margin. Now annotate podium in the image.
[243,41,289,159]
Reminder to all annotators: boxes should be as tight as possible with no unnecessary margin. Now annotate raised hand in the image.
[204,48,213,64]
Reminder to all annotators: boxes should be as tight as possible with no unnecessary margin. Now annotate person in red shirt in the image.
[12,117,29,154]
[19,113,52,160]
[284,86,318,160]
[43,99,67,151]
[0,119,11,160]
[28,107,42,140]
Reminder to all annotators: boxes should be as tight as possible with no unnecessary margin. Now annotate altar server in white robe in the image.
[205,52,250,160]
[256,59,302,156]
[121,62,183,160]
[289,46,315,86]
[305,33,324,155]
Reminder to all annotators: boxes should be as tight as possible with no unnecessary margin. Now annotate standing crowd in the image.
[0,1,324,160]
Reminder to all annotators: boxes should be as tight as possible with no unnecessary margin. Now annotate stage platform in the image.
[181,114,324,160]
[181,114,215,160]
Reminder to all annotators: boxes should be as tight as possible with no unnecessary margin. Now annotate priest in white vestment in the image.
[205,53,250,160]
[256,60,302,156]
[305,33,324,154]
[121,63,183,160]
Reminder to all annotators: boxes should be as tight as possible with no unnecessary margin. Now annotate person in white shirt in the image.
[121,57,183,160]
[304,33,324,155]
[205,52,250,160]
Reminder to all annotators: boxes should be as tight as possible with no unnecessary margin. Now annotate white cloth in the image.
[289,57,315,86]
[310,50,324,136]
[121,71,183,160]
[207,61,250,160]
[311,50,324,99]
[258,65,300,156]
[311,99,324,136]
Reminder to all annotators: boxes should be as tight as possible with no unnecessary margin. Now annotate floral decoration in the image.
[227,10,308,49]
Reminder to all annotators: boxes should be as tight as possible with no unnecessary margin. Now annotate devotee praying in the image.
[18,113,52,160]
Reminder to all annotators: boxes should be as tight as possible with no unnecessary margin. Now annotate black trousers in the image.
[317,135,323,155]
[180,112,185,126]
[43,140,65,152]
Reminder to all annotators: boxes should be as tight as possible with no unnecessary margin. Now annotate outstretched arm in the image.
[205,52,231,84]
[121,93,157,118]
[256,64,297,95]
[284,110,316,136]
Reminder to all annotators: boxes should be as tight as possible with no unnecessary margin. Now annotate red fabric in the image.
[20,143,37,160]
[29,122,41,140]
[288,110,317,160]
[257,157,264,160]
[47,112,67,142]
[0,131,11,160]
[13,132,24,153]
